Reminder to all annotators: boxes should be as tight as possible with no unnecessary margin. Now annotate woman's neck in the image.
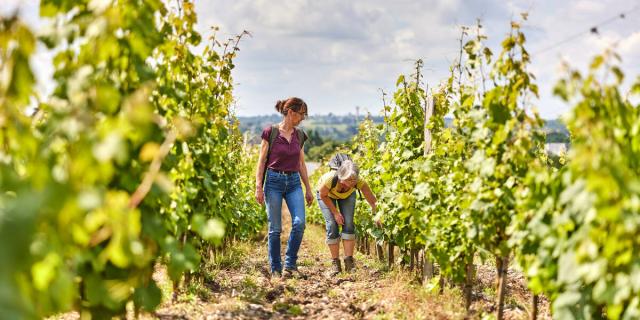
[279,118,294,131]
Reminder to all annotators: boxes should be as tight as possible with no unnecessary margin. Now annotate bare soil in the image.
[146,204,552,320]
[52,201,551,319]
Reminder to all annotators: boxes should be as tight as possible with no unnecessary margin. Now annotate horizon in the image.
[235,112,566,120]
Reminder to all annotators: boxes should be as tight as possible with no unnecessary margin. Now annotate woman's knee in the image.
[341,232,355,241]
[268,222,282,234]
[292,217,306,232]
[325,236,340,245]
[342,215,356,234]
[325,223,339,242]
[341,220,356,239]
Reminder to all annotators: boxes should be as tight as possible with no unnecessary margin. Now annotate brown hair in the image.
[275,97,308,117]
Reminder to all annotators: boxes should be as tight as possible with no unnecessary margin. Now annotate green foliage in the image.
[373,70,427,252]
[307,139,347,162]
[546,130,570,143]
[0,1,263,318]
[351,116,385,240]
[513,51,640,319]
[348,20,546,286]
[462,20,545,261]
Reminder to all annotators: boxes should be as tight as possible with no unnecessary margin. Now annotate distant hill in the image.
[238,114,569,144]
[238,113,385,143]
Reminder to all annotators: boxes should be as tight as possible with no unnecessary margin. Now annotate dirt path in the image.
[146,198,552,320]
[52,197,550,319]
[152,203,403,319]
[51,203,551,320]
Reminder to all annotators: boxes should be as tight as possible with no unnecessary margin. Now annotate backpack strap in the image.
[331,173,339,189]
[267,124,279,155]
[296,128,307,149]
[262,125,280,186]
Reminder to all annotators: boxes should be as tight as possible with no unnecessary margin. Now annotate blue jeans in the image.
[316,191,356,244]
[264,169,306,272]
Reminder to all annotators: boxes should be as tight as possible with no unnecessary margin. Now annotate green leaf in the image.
[31,253,60,291]
[84,274,108,306]
[50,269,75,311]
[483,47,493,62]
[8,53,35,105]
[611,66,624,83]
[95,85,121,114]
[590,55,604,70]
[133,281,162,311]
[553,79,569,101]
[40,0,76,17]
[489,102,510,125]
[553,291,582,308]
[192,214,225,243]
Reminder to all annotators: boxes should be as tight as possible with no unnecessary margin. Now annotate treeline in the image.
[239,114,570,146]
[240,114,384,143]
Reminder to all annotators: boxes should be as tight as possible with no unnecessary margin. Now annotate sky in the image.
[3,1,640,119]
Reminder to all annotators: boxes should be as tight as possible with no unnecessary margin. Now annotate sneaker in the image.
[329,258,342,276]
[344,256,355,272]
[271,271,282,279]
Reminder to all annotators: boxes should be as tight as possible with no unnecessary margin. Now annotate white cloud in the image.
[618,31,640,56]
[3,0,638,118]
[572,0,607,14]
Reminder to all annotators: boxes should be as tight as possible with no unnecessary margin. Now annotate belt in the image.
[268,168,297,175]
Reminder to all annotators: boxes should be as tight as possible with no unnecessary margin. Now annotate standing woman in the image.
[255,97,314,278]
[316,160,377,275]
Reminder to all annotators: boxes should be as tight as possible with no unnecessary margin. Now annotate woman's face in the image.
[339,177,357,189]
[289,108,307,126]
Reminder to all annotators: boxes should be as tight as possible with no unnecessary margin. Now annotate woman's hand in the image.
[255,186,265,205]
[333,212,344,225]
[373,207,382,227]
[305,190,314,206]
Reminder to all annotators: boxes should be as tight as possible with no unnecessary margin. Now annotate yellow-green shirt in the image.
[316,171,366,199]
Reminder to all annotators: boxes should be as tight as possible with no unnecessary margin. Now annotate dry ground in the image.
[145,204,551,320]
[52,201,551,320]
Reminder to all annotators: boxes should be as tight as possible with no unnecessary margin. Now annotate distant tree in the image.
[546,130,570,143]
[304,129,324,153]
[307,140,347,162]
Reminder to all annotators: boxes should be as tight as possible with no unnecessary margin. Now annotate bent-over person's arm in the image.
[359,181,379,224]
[319,184,344,225]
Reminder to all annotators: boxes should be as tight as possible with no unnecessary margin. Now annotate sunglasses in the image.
[293,109,308,119]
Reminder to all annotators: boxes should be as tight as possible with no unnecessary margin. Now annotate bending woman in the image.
[316,160,377,275]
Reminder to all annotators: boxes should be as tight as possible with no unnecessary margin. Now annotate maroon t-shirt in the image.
[262,126,306,172]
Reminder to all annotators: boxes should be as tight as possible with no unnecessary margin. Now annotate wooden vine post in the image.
[422,94,435,283]
[496,255,510,320]
[376,242,385,262]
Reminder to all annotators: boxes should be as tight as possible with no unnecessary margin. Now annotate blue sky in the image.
[4,0,639,118]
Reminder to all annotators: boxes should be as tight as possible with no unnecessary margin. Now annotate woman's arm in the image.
[319,185,344,225]
[255,139,269,205]
[299,150,314,205]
